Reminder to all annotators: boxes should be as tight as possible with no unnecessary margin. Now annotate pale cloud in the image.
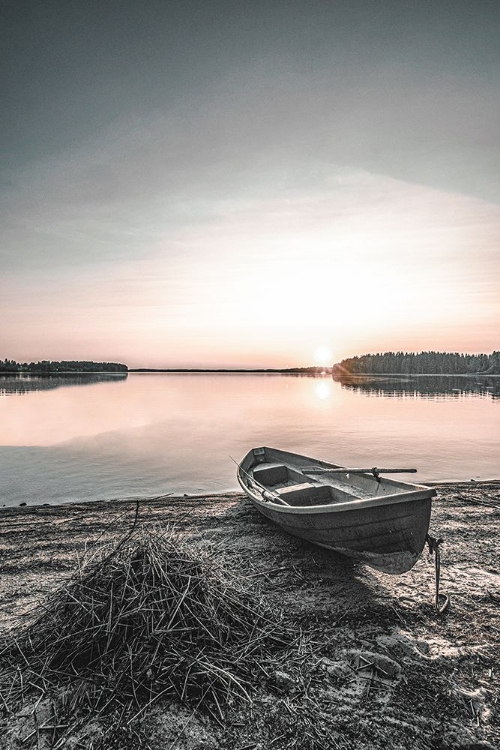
[3,40,500,275]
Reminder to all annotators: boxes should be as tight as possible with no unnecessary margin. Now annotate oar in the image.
[300,467,417,476]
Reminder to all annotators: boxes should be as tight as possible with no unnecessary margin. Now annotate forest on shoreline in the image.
[2,353,499,376]
[333,351,500,376]
[0,359,128,373]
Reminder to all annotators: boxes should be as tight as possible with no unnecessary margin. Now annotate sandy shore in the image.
[1,483,499,749]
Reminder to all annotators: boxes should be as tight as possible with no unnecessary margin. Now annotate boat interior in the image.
[251,463,363,506]
[249,460,409,507]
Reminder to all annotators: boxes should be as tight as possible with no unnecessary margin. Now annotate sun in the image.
[314,345,333,365]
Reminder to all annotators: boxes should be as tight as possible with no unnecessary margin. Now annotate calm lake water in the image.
[0,372,498,507]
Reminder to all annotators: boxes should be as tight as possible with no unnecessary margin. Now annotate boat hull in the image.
[238,447,434,574]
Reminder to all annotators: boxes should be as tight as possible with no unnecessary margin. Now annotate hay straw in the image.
[0,525,291,731]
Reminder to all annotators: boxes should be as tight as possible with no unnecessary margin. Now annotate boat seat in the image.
[253,463,288,486]
[276,482,317,496]
[276,482,332,507]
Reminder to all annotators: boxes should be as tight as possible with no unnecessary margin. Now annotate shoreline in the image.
[3,369,500,376]
[2,479,499,512]
[1,483,499,748]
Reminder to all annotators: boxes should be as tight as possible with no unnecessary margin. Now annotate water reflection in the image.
[333,374,500,400]
[0,372,128,396]
[0,372,498,506]
[315,381,332,401]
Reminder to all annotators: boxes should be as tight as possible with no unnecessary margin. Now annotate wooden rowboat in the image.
[237,446,435,574]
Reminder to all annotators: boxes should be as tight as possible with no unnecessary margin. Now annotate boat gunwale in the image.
[237,474,435,515]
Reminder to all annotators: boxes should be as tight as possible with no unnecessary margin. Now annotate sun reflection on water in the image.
[314,381,332,401]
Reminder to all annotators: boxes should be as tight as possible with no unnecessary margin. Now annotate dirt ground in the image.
[0,482,499,750]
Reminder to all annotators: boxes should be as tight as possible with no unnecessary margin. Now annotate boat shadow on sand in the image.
[202,498,405,631]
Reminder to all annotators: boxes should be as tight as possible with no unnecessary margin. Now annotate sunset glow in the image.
[315,346,333,366]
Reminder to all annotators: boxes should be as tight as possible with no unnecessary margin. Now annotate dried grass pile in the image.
[1,526,290,724]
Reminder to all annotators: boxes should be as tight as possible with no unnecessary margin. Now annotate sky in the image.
[1,0,499,368]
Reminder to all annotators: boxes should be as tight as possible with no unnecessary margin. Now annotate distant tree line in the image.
[276,367,331,374]
[130,366,331,374]
[333,351,500,376]
[0,359,128,373]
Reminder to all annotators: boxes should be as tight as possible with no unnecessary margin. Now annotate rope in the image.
[426,534,450,614]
